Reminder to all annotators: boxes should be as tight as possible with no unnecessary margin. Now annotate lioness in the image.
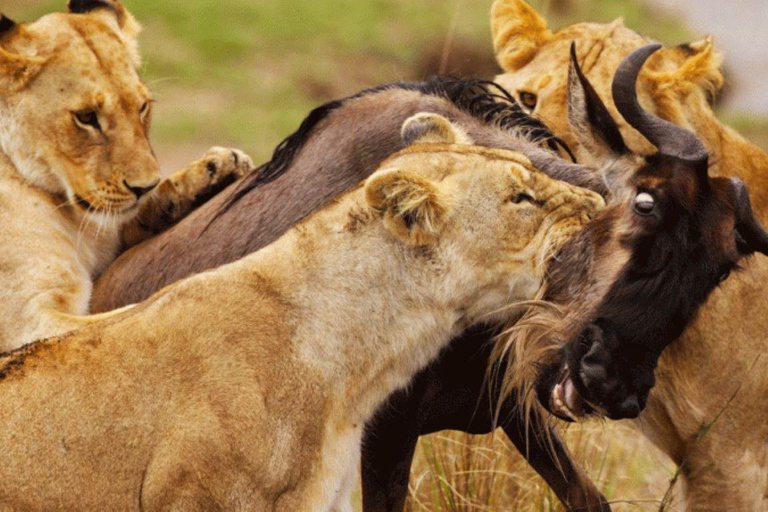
[0,113,602,511]
[0,0,253,349]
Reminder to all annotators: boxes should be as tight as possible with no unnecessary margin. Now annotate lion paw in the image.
[201,146,254,187]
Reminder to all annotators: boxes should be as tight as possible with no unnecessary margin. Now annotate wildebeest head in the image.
[501,44,768,421]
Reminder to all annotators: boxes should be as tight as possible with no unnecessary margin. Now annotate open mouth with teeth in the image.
[549,364,595,422]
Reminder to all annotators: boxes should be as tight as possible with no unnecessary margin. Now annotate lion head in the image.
[366,113,604,325]
[490,0,725,164]
[0,0,160,220]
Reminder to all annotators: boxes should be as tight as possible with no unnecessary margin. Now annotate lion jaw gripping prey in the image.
[0,114,602,511]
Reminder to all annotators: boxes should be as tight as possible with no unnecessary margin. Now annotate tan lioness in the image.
[0,0,253,350]
[491,0,768,509]
[0,113,602,511]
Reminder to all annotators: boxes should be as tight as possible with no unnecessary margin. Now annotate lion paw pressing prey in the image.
[0,1,254,349]
[121,147,253,247]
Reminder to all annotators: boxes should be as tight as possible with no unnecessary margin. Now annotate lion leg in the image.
[121,147,254,247]
[330,458,359,512]
[140,440,269,512]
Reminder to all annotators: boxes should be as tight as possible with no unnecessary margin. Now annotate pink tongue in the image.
[564,379,578,410]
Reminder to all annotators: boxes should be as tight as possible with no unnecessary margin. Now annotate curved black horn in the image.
[731,178,768,255]
[612,44,708,165]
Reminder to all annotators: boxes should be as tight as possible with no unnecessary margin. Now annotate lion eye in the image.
[633,192,655,216]
[140,101,150,115]
[511,192,535,204]
[519,91,538,110]
[74,110,101,132]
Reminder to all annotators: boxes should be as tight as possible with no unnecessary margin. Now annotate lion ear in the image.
[0,14,16,35]
[0,49,44,91]
[67,0,142,65]
[491,0,552,72]
[401,113,473,147]
[644,37,724,102]
[68,0,124,23]
[365,168,450,246]
[0,14,44,89]
[67,0,141,37]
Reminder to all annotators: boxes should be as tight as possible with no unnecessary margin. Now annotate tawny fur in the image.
[0,115,602,511]
[492,1,768,509]
[0,1,252,350]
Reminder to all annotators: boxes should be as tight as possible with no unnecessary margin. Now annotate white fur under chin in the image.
[0,108,66,195]
[79,204,136,229]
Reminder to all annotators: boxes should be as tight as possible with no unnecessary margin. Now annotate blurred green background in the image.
[8,0,767,173]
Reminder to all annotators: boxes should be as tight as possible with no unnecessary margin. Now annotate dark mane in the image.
[222,76,573,212]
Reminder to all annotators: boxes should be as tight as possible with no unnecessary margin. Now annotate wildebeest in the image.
[492,0,768,507]
[91,49,768,511]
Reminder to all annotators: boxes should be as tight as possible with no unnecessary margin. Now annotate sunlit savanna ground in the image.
[8,0,768,510]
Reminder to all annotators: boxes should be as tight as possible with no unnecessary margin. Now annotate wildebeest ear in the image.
[365,168,449,246]
[729,178,768,256]
[401,113,473,147]
[567,43,628,162]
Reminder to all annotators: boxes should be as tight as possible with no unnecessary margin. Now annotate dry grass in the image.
[405,423,680,512]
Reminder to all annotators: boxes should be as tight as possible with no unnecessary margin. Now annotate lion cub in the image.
[0,113,602,511]
[0,0,253,349]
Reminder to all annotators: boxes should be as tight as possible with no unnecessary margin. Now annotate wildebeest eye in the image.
[73,110,101,132]
[633,192,655,216]
[511,192,535,204]
[519,91,538,110]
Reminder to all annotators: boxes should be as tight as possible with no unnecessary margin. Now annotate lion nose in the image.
[124,179,159,199]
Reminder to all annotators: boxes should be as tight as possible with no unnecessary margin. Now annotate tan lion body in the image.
[0,2,252,350]
[0,115,602,511]
[492,1,768,509]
